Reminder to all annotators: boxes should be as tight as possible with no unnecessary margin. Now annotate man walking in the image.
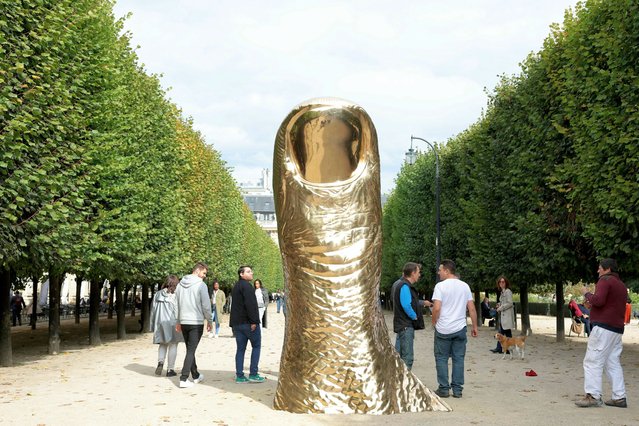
[431,259,478,398]
[10,291,26,326]
[175,262,212,388]
[230,265,265,383]
[208,279,225,338]
[576,258,628,408]
[391,262,432,370]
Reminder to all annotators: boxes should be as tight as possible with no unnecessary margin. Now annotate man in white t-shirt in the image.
[431,259,478,399]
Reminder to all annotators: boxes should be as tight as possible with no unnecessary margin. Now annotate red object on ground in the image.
[525,369,537,377]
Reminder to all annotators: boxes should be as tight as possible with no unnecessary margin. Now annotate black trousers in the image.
[12,309,22,326]
[495,327,512,352]
[262,308,267,328]
[180,324,204,381]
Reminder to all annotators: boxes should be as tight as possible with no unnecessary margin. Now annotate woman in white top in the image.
[254,279,266,327]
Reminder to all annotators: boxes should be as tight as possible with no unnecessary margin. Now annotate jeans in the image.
[395,326,415,370]
[434,327,468,395]
[233,323,261,377]
[211,306,220,335]
[276,298,282,313]
[180,324,204,381]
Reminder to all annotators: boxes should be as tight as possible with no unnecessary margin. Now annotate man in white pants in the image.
[575,258,628,408]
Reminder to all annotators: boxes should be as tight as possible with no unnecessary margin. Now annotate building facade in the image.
[240,168,278,243]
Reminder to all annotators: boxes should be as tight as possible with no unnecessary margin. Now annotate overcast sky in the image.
[113,0,581,194]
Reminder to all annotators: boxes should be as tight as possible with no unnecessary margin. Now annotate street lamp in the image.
[405,135,441,280]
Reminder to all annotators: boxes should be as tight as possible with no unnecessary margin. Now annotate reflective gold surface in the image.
[272,98,451,414]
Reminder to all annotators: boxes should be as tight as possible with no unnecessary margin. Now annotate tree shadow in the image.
[9,315,145,365]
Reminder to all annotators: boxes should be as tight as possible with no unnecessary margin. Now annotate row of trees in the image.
[0,0,282,366]
[382,0,638,336]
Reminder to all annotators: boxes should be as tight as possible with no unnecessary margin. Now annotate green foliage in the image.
[0,0,282,290]
[383,0,638,291]
[550,0,639,272]
[0,0,102,268]
[381,153,436,293]
[174,117,283,289]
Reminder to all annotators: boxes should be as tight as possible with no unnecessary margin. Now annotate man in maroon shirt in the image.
[575,258,628,408]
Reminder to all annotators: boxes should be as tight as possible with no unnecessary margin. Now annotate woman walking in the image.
[151,275,183,376]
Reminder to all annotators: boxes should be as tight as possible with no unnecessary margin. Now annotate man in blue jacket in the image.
[230,265,266,383]
[391,262,432,370]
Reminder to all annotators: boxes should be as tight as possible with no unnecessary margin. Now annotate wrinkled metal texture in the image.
[272,97,451,414]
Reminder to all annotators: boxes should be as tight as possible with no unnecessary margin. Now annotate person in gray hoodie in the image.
[175,262,212,388]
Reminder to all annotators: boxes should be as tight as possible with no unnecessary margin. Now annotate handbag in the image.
[571,321,583,335]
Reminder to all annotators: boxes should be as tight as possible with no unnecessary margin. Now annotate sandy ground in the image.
[2,308,638,426]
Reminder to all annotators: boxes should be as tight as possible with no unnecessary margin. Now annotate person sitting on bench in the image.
[481,297,496,326]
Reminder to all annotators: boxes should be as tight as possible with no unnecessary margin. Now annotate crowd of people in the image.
[149,262,284,388]
[149,258,630,410]
[391,259,477,398]
[390,258,629,408]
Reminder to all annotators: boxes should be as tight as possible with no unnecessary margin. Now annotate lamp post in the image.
[405,135,440,279]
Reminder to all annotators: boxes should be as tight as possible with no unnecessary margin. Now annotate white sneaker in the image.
[214,334,219,339]
[179,380,194,388]
[207,333,214,338]
[193,374,204,384]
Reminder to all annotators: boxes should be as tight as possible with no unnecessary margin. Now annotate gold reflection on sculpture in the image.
[272,97,451,414]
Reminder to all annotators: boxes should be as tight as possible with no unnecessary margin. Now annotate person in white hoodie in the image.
[175,262,212,388]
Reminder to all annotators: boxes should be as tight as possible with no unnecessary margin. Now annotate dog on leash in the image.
[494,333,527,360]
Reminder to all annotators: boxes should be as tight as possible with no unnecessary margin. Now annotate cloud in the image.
[195,124,252,151]
[113,0,582,193]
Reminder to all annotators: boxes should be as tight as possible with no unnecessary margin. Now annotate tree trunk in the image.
[555,282,565,342]
[123,285,130,318]
[150,283,157,299]
[108,282,115,319]
[74,275,82,324]
[473,287,481,323]
[31,274,39,329]
[141,283,150,333]
[89,278,101,345]
[0,267,13,367]
[48,270,63,355]
[114,279,126,339]
[131,285,136,317]
[519,281,532,335]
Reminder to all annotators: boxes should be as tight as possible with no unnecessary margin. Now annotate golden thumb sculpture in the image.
[272,97,451,414]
